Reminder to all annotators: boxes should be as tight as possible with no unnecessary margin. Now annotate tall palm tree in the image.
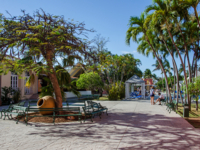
[145,0,190,108]
[179,0,200,27]
[126,13,172,102]
[143,69,153,79]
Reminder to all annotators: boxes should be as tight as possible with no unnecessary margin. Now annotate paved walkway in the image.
[0,100,200,150]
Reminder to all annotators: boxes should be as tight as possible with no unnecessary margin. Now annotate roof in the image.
[125,75,145,83]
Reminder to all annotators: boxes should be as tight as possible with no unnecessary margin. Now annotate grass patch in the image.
[176,103,200,128]
[177,103,200,118]
[97,96,122,101]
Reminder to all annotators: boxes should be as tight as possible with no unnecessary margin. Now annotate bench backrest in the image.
[17,101,26,106]
[28,100,38,107]
[66,100,86,107]
[27,107,81,113]
[12,106,27,112]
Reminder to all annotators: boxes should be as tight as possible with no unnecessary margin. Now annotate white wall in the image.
[64,91,92,98]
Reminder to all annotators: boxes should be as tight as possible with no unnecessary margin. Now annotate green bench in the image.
[166,100,177,113]
[78,94,100,100]
[28,100,38,107]
[82,102,108,122]
[25,107,82,125]
[160,98,166,106]
[3,105,27,124]
[0,101,26,119]
[65,100,86,107]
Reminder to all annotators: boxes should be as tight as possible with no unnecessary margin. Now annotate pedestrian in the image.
[155,93,165,105]
[150,86,155,105]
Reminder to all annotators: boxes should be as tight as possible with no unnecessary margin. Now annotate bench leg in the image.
[16,116,19,124]
[79,116,82,124]
[84,115,86,123]
[91,115,93,122]
[0,111,3,119]
[106,110,108,116]
[3,112,7,120]
[99,113,101,119]
[26,114,28,126]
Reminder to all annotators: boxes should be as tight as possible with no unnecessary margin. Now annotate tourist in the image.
[150,86,155,105]
[155,93,165,105]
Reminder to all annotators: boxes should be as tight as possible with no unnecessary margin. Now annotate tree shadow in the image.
[27,111,200,149]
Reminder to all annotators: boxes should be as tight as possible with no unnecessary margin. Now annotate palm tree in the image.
[145,0,191,108]
[126,13,172,102]
[143,69,153,79]
[179,0,200,27]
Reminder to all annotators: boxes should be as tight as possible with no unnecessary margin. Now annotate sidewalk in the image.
[0,100,200,150]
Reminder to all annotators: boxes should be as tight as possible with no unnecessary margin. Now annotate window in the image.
[24,72,31,95]
[11,72,18,91]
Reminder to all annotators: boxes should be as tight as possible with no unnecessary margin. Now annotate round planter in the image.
[37,96,56,115]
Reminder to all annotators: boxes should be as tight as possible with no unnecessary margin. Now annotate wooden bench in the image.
[82,102,108,122]
[25,107,82,125]
[3,105,27,124]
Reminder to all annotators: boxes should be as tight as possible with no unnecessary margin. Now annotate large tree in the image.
[0,10,94,108]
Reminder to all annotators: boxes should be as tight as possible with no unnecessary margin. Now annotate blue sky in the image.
[0,0,196,77]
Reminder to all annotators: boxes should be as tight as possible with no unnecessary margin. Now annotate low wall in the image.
[64,91,92,98]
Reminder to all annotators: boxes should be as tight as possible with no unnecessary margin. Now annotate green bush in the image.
[12,88,22,104]
[108,82,125,100]
[1,86,12,105]
[118,83,125,99]
[108,85,120,100]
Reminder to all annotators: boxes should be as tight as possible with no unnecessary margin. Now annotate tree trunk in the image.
[167,29,190,109]
[194,7,200,29]
[179,86,184,105]
[106,70,111,84]
[120,67,124,86]
[45,50,63,108]
[179,22,192,109]
[196,100,198,111]
[162,39,179,108]
[191,53,195,77]
[146,39,172,102]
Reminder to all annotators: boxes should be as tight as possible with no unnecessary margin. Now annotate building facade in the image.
[1,71,38,99]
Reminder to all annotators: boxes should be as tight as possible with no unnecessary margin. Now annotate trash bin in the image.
[183,104,189,117]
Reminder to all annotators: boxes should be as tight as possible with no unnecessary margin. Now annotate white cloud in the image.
[122,50,137,54]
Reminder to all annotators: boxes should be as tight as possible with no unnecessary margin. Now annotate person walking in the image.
[150,86,155,105]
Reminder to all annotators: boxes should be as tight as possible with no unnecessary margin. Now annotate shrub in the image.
[108,85,120,100]
[12,88,22,104]
[108,82,125,100]
[1,86,12,105]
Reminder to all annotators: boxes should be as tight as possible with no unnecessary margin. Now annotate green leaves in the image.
[76,72,104,91]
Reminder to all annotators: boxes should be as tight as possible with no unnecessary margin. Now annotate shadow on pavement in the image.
[27,111,200,149]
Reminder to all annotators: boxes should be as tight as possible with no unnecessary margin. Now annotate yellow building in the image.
[1,71,38,100]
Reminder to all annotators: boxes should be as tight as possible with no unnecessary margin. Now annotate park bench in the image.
[65,100,86,107]
[166,100,177,113]
[0,101,26,119]
[3,105,27,124]
[25,107,82,125]
[78,94,100,100]
[160,98,166,106]
[82,102,108,122]
[28,100,38,107]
